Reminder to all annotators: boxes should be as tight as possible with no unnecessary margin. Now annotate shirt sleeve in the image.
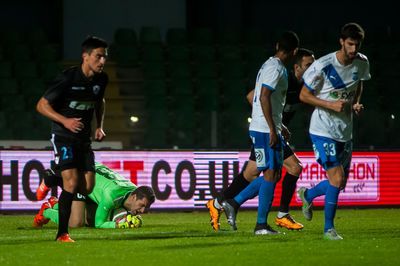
[42,73,69,104]
[94,197,117,229]
[259,61,283,91]
[360,60,371,81]
[302,61,324,93]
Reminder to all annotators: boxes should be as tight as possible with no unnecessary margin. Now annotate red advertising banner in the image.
[0,150,399,211]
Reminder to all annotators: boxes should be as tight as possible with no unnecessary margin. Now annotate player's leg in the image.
[57,168,79,241]
[276,145,303,230]
[68,194,87,228]
[76,144,96,196]
[207,146,260,230]
[254,168,282,235]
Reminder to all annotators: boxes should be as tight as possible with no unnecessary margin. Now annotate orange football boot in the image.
[275,214,304,230]
[56,233,75,242]
[33,202,51,227]
[36,179,51,201]
[206,199,221,231]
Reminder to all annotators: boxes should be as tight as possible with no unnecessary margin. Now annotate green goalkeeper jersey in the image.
[88,162,137,228]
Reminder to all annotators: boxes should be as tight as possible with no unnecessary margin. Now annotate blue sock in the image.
[257,180,276,224]
[234,176,264,205]
[324,184,340,232]
[306,179,330,203]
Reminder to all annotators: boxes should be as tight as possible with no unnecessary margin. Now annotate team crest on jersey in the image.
[93,85,100,95]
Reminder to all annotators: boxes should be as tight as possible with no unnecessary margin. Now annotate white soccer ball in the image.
[111,207,129,222]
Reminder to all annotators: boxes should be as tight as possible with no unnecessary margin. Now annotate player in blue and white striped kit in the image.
[298,22,371,240]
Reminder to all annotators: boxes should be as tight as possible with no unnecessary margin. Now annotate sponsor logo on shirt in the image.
[329,89,355,100]
[71,86,86,90]
[69,101,95,110]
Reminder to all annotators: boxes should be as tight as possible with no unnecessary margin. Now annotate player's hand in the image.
[330,99,347,113]
[281,124,291,142]
[352,103,364,115]
[94,128,105,141]
[269,129,278,148]
[63,118,84,133]
[115,214,141,229]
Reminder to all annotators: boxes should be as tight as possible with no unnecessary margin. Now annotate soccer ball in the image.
[111,207,128,222]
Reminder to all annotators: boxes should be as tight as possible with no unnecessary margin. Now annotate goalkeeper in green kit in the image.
[34,162,155,229]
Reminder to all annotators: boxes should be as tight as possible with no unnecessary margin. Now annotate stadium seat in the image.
[142,62,166,79]
[140,26,162,44]
[14,61,38,79]
[0,61,13,78]
[220,62,245,79]
[0,127,13,140]
[0,94,26,112]
[8,44,31,62]
[19,78,47,96]
[218,45,242,62]
[144,79,167,99]
[244,28,267,45]
[166,28,188,46]
[24,93,42,111]
[34,44,59,62]
[0,45,4,61]
[168,62,192,79]
[39,62,63,82]
[144,128,168,148]
[0,111,7,128]
[27,28,48,47]
[0,78,19,95]
[141,44,164,62]
[245,45,271,62]
[114,44,139,67]
[192,45,216,62]
[145,96,168,114]
[197,78,219,97]
[170,78,194,97]
[222,78,248,97]
[166,46,190,62]
[0,28,22,47]
[114,28,138,46]
[193,62,218,78]
[218,28,241,45]
[191,28,214,45]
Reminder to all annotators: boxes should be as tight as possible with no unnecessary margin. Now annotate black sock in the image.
[222,172,250,200]
[44,169,63,188]
[279,173,299,213]
[56,190,74,239]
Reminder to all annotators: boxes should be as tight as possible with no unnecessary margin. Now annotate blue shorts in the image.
[310,134,352,177]
[249,130,284,171]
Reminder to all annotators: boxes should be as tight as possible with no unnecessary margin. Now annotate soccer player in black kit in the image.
[207,48,314,231]
[36,36,108,242]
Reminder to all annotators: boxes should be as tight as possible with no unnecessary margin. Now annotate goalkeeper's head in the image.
[126,186,155,215]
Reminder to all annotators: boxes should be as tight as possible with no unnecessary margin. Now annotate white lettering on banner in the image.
[295,156,379,202]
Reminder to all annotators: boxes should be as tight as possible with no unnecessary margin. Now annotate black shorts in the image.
[51,134,95,172]
[249,142,294,161]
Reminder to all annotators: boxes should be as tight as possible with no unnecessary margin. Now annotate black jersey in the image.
[282,70,303,126]
[43,65,108,142]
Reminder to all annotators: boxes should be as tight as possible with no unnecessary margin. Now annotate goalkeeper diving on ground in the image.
[34,162,155,229]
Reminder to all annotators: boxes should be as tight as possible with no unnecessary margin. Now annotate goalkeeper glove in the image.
[116,214,142,229]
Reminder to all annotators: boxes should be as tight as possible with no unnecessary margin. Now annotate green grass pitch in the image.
[1,209,399,265]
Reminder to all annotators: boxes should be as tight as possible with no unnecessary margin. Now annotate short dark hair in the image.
[277,31,299,52]
[133,186,155,207]
[81,35,108,54]
[293,48,314,65]
[340,22,365,41]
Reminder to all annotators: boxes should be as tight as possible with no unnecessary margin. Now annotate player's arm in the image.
[246,89,255,105]
[299,84,346,113]
[259,86,278,147]
[94,98,106,141]
[352,81,364,115]
[36,97,83,134]
[94,202,117,229]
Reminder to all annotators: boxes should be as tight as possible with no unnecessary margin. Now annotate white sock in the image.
[213,198,223,209]
[277,211,288,219]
